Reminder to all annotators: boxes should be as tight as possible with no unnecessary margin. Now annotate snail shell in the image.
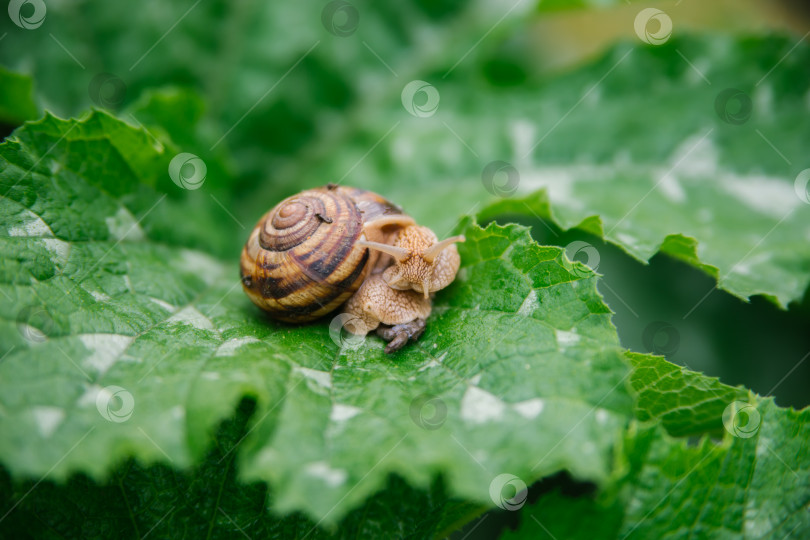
[240,185,414,322]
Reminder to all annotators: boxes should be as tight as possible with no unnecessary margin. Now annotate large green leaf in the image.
[0,0,532,196]
[0,400,476,539]
[6,3,807,307]
[627,351,748,438]
[286,34,810,308]
[616,400,810,539]
[504,355,810,539]
[0,112,634,523]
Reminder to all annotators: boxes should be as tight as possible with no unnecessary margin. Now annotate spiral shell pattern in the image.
[240,186,405,322]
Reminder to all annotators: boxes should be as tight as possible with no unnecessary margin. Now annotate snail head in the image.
[357,225,465,298]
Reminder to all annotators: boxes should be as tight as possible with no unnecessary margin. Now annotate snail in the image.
[240,184,464,352]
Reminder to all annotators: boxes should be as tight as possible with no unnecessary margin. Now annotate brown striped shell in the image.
[240,185,414,322]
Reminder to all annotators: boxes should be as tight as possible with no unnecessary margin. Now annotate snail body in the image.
[240,185,464,352]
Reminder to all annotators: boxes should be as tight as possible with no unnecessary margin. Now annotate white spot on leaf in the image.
[148,297,176,311]
[42,238,70,267]
[518,165,594,210]
[509,119,536,160]
[658,174,686,203]
[79,334,134,375]
[418,360,440,371]
[89,290,110,302]
[305,461,347,487]
[105,207,145,242]
[33,406,64,437]
[517,289,538,317]
[7,211,51,237]
[167,306,214,331]
[77,384,102,407]
[215,336,260,356]
[670,133,717,178]
[178,249,225,286]
[294,367,332,393]
[513,398,544,419]
[719,174,800,219]
[461,386,505,424]
[330,404,362,422]
[556,330,580,347]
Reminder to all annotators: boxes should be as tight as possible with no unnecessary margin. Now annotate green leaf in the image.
[0,400,467,539]
[287,34,810,308]
[0,67,38,126]
[627,352,749,438]
[0,112,634,524]
[621,355,810,537]
[0,405,486,538]
[0,0,533,194]
[505,371,810,539]
[615,401,810,539]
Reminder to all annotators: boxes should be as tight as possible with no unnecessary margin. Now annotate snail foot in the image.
[376,318,426,354]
